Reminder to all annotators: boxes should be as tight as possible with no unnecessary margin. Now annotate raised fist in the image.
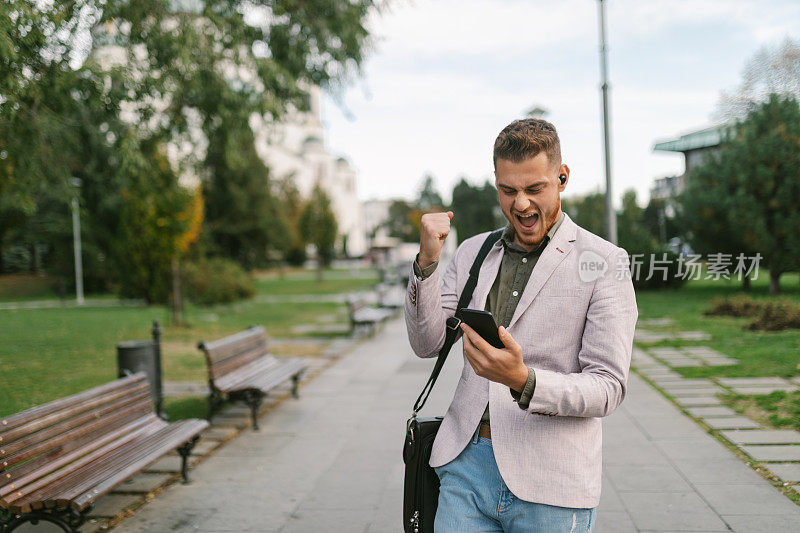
[418,211,454,268]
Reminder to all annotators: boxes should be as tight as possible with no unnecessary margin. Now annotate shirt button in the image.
[512,291,519,297]
[522,258,527,263]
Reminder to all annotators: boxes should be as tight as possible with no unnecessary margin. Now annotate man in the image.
[404,118,637,532]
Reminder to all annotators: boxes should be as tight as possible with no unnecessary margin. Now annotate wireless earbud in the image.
[559,174,566,184]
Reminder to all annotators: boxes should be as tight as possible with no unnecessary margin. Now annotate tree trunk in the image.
[316,259,323,282]
[171,256,183,326]
[769,270,781,294]
[742,274,751,291]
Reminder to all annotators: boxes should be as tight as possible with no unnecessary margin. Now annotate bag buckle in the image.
[446,317,462,331]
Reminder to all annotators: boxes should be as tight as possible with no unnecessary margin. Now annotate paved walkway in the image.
[113,318,800,532]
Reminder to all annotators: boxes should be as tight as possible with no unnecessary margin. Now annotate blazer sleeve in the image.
[526,246,638,418]
[404,244,463,358]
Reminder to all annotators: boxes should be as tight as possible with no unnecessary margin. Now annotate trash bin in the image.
[117,321,164,417]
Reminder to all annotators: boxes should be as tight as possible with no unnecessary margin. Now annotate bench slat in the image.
[0,395,153,474]
[0,387,151,462]
[0,415,157,503]
[1,416,160,509]
[213,356,282,392]
[231,360,306,394]
[65,419,208,511]
[0,374,147,435]
[0,376,149,446]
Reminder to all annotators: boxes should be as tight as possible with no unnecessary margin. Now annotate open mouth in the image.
[515,212,538,231]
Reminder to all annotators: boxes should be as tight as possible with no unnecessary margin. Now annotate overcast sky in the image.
[320,0,800,206]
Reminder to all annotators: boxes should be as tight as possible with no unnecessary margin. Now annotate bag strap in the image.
[411,228,504,415]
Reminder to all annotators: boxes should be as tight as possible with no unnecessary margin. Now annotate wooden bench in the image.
[348,295,395,335]
[0,373,208,533]
[198,326,306,431]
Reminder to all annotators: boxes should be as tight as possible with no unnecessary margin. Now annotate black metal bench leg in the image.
[177,436,200,484]
[291,372,303,399]
[207,389,223,423]
[243,391,264,430]
[0,507,90,533]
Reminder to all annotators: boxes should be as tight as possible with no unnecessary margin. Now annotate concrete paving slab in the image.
[791,376,800,385]
[604,465,693,492]
[728,385,798,395]
[593,511,636,533]
[675,396,723,407]
[618,491,728,531]
[720,429,800,445]
[704,359,739,366]
[717,377,792,386]
[663,387,725,397]
[685,406,738,418]
[693,482,800,515]
[673,458,765,484]
[87,493,141,517]
[116,472,173,493]
[701,416,761,430]
[639,318,673,326]
[659,378,716,388]
[766,463,800,482]
[722,514,800,533]
[740,445,800,462]
[676,331,712,340]
[202,426,239,442]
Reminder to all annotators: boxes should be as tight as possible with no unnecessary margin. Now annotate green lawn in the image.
[635,272,800,379]
[635,270,800,432]
[0,267,376,418]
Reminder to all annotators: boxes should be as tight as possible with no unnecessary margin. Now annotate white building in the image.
[251,88,367,257]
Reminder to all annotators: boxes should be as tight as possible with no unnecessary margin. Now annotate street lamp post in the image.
[70,178,85,305]
[598,0,617,245]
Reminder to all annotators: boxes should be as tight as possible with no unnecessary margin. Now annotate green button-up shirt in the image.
[413,212,565,424]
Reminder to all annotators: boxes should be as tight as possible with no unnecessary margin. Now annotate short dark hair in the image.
[493,118,561,170]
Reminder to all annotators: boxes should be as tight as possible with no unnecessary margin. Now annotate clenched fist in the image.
[419,211,454,268]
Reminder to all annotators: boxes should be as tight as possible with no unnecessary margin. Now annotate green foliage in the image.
[115,136,193,304]
[450,178,502,243]
[182,257,255,305]
[679,95,800,293]
[416,174,444,211]
[300,185,338,267]
[383,199,419,242]
[642,198,679,245]
[203,121,285,269]
[275,178,308,266]
[561,191,605,236]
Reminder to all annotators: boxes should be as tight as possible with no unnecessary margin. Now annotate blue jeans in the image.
[434,431,596,532]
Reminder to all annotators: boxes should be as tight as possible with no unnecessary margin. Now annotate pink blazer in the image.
[404,213,637,508]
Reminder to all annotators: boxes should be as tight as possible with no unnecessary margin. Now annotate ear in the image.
[558,164,570,191]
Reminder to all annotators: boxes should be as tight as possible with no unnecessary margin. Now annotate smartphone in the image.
[459,308,504,349]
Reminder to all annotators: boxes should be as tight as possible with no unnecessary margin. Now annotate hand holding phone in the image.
[458,308,504,349]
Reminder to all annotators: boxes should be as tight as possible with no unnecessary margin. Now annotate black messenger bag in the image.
[402,229,502,533]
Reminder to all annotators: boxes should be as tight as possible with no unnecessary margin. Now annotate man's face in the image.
[495,152,569,251]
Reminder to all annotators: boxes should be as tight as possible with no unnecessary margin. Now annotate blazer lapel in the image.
[508,214,578,330]
[469,241,504,311]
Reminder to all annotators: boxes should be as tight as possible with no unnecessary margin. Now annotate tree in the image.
[114,135,194,304]
[416,174,444,211]
[716,38,800,121]
[384,200,419,242]
[203,119,285,269]
[299,184,338,280]
[274,177,308,267]
[680,95,800,293]
[450,178,502,243]
[562,192,605,237]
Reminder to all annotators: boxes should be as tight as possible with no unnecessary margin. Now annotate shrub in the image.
[182,257,255,306]
[630,249,688,290]
[705,296,765,317]
[745,300,800,331]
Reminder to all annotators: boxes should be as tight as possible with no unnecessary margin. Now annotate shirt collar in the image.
[500,211,565,255]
